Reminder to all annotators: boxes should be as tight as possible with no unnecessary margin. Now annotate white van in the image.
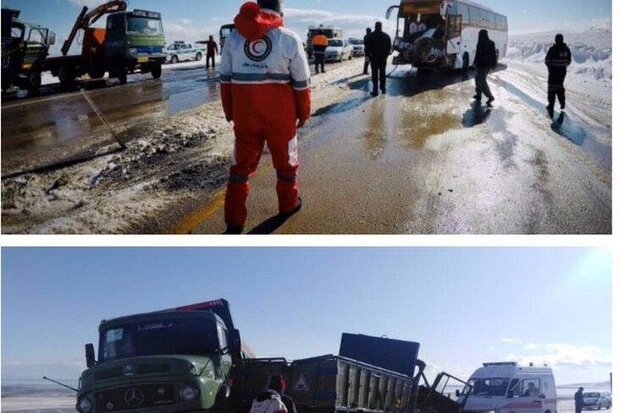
[458,362,557,413]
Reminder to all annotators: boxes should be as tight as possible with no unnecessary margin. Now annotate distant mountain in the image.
[557,381,611,389]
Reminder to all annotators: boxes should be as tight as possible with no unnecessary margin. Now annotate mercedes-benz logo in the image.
[124,388,145,408]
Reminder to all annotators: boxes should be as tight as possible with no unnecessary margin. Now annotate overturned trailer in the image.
[234,334,470,413]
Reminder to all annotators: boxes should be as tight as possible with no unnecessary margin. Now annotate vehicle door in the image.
[505,378,545,413]
[446,13,462,55]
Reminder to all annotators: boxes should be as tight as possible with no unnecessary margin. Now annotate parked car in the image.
[325,38,353,62]
[583,392,612,410]
[166,41,205,64]
[349,38,365,57]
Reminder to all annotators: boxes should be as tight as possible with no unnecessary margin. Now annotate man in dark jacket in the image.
[545,33,572,118]
[473,29,496,106]
[206,35,219,70]
[366,21,392,96]
[363,27,372,75]
[574,387,584,413]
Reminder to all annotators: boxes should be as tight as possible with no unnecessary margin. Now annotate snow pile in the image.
[507,26,612,81]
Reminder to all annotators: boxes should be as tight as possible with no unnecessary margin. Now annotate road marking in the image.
[173,188,226,234]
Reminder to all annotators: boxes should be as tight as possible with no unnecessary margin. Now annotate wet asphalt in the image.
[1,64,221,175]
[184,65,611,234]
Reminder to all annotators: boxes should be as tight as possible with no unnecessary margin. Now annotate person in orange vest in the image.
[312,31,329,74]
[220,0,311,234]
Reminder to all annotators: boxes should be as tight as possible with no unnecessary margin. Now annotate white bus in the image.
[385,0,508,71]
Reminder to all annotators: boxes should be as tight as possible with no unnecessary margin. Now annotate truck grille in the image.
[96,384,176,411]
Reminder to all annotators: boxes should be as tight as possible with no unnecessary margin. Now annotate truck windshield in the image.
[99,318,219,362]
[468,378,510,396]
[127,17,163,35]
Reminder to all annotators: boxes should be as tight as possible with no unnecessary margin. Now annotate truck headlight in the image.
[129,48,138,55]
[77,397,93,413]
[179,385,200,401]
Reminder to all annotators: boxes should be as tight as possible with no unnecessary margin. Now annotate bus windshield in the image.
[127,17,163,35]
[99,318,220,362]
[468,378,510,396]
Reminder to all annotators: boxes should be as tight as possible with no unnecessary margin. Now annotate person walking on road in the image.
[312,30,329,74]
[206,35,219,70]
[363,27,372,75]
[220,0,311,234]
[473,29,497,106]
[545,33,572,118]
[366,21,392,96]
[574,387,584,413]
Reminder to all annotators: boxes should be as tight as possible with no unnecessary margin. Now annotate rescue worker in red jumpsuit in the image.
[220,0,311,234]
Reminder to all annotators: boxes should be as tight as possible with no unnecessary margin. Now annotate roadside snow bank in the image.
[507,28,612,81]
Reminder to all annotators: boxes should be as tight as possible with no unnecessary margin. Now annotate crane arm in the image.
[61,0,127,56]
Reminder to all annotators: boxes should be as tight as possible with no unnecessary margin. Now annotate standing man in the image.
[473,29,496,106]
[366,21,392,96]
[363,27,371,75]
[220,0,311,234]
[312,30,328,74]
[206,35,219,70]
[574,387,584,413]
[545,33,572,118]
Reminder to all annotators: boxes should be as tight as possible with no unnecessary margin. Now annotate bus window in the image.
[459,4,470,25]
[481,10,492,27]
[469,7,481,26]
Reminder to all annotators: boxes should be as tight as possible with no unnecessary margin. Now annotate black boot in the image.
[223,225,244,235]
[546,105,554,119]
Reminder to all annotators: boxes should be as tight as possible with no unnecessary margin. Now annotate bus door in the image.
[446,14,462,54]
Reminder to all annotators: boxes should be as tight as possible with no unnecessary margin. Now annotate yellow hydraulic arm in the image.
[61,0,127,56]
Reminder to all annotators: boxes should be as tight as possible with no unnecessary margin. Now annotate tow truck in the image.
[1,8,55,91]
[43,0,166,89]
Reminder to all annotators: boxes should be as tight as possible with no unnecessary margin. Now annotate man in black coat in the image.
[363,27,372,75]
[366,21,392,96]
[545,33,572,118]
[473,29,497,106]
[574,387,584,413]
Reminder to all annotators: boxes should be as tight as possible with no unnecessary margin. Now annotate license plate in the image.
[137,56,149,63]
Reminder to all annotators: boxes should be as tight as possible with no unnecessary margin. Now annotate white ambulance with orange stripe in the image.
[458,362,557,413]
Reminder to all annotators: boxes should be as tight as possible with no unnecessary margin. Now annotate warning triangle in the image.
[294,373,310,392]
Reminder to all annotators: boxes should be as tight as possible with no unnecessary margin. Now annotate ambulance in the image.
[458,362,557,413]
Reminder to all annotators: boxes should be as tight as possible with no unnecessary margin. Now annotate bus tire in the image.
[151,63,162,79]
[195,52,202,61]
[26,71,42,91]
[462,53,470,73]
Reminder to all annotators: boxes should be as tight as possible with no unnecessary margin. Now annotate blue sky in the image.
[2,0,611,55]
[1,248,612,385]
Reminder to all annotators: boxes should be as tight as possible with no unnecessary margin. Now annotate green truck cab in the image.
[104,9,166,81]
[77,299,242,413]
[1,8,55,91]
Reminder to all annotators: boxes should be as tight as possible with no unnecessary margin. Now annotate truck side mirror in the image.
[85,343,96,368]
[455,390,460,397]
[48,31,56,46]
[507,390,514,398]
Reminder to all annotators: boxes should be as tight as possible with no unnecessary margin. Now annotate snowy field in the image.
[506,21,612,101]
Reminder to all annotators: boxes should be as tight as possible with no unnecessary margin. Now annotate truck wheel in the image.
[195,52,202,61]
[151,63,162,79]
[118,71,127,85]
[171,55,179,64]
[58,67,75,89]
[26,71,42,91]
[89,69,106,80]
